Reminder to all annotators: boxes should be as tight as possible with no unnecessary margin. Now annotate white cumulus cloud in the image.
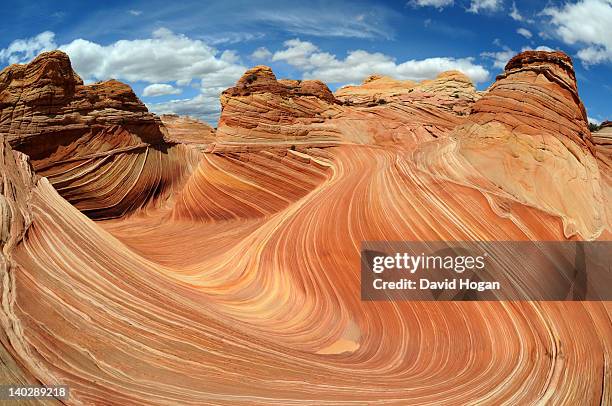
[146,94,221,124]
[481,48,516,69]
[543,0,612,65]
[272,39,490,84]
[588,116,601,125]
[251,47,272,60]
[142,83,182,97]
[0,31,57,64]
[59,28,245,85]
[521,45,555,52]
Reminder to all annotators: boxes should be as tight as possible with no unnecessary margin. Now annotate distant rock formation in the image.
[0,51,197,218]
[592,120,612,224]
[217,66,483,149]
[335,74,417,102]
[329,70,483,146]
[336,70,481,115]
[160,114,216,146]
[216,65,344,150]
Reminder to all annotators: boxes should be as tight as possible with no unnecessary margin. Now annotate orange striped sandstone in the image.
[0,50,609,405]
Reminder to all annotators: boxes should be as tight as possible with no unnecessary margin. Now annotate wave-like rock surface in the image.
[0,50,610,405]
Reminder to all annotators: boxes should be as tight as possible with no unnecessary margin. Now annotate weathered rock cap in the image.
[498,50,588,125]
[0,50,166,157]
[504,50,576,81]
[223,65,338,104]
[0,50,83,107]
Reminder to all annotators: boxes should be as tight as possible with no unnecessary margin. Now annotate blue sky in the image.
[1,0,610,124]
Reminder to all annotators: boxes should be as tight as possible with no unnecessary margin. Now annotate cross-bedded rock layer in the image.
[0,50,610,405]
[0,51,203,219]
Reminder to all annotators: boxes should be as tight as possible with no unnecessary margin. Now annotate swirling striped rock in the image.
[0,50,610,405]
[0,51,201,219]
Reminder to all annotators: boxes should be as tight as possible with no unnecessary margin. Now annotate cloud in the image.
[59,28,245,86]
[146,93,221,124]
[482,44,557,69]
[128,9,142,16]
[251,47,272,60]
[272,39,489,84]
[521,45,555,52]
[481,48,515,69]
[0,31,57,64]
[143,83,182,97]
[410,0,454,8]
[467,0,502,14]
[576,46,611,64]
[252,8,394,39]
[509,2,523,20]
[57,28,244,123]
[202,32,265,46]
[543,0,612,65]
[588,116,601,125]
[272,39,319,65]
[517,28,532,39]
[509,2,534,23]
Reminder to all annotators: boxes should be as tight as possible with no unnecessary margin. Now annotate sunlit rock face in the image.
[594,121,612,154]
[329,70,483,147]
[0,50,610,405]
[416,51,604,239]
[593,121,612,232]
[215,65,344,150]
[336,70,481,115]
[0,51,165,155]
[160,114,216,146]
[0,51,201,219]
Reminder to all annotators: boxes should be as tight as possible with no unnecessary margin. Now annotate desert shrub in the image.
[588,122,601,132]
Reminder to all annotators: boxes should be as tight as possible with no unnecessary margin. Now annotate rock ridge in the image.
[0,50,165,160]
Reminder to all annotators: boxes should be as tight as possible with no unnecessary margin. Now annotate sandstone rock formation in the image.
[0,51,165,156]
[329,70,482,146]
[0,50,610,405]
[216,66,483,150]
[0,51,198,219]
[336,70,481,115]
[594,120,612,150]
[215,65,344,150]
[160,114,216,146]
[414,51,603,238]
[335,74,418,101]
[592,121,612,232]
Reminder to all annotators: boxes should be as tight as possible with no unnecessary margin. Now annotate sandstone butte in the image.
[0,50,610,405]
